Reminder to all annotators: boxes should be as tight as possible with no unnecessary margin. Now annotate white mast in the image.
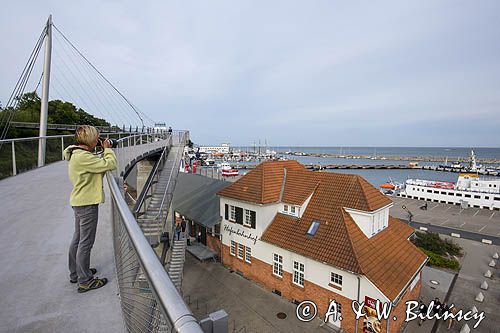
[38,15,52,167]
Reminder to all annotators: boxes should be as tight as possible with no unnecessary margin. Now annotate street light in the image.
[402,205,413,224]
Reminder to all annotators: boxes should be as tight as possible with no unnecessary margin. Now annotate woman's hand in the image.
[102,139,112,149]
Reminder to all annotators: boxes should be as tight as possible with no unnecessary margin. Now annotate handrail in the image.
[152,133,184,224]
[0,131,141,143]
[133,146,169,215]
[106,172,203,333]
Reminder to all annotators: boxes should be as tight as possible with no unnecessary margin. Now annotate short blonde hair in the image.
[75,125,99,146]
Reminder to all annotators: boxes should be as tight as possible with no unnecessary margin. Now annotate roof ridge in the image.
[338,207,365,274]
[261,163,265,203]
[354,175,368,210]
[279,167,287,202]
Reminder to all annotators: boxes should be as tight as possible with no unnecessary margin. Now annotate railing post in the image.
[61,136,65,160]
[12,141,17,176]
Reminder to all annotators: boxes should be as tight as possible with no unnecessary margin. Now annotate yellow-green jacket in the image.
[63,145,117,206]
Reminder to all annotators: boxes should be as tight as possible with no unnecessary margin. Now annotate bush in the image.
[420,248,460,270]
[412,231,462,256]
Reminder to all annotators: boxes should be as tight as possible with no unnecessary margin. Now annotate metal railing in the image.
[9,121,171,134]
[0,131,161,180]
[107,130,203,332]
[107,172,202,333]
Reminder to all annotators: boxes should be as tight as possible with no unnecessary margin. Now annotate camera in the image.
[96,137,118,148]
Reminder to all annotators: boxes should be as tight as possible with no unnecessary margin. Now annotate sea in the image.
[235,147,500,188]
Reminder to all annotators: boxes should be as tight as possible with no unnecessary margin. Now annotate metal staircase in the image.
[135,137,185,247]
[166,235,187,290]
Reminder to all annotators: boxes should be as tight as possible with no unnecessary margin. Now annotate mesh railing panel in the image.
[108,131,202,333]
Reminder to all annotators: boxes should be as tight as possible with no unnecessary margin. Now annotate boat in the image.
[379,179,404,196]
[219,162,239,177]
[398,173,500,210]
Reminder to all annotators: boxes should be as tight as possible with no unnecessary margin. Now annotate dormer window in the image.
[290,206,296,214]
[284,205,289,212]
[307,220,320,236]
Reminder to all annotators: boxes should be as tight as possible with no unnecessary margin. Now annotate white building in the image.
[198,143,230,154]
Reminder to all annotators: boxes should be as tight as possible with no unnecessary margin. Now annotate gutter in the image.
[355,275,361,333]
[392,257,429,305]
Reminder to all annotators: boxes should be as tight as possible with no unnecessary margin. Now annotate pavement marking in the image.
[490,212,496,220]
[419,227,428,231]
[459,222,467,227]
[430,204,440,211]
[473,210,480,217]
[451,233,461,238]
[440,219,449,226]
[478,225,487,233]
[482,239,493,245]
[445,206,453,212]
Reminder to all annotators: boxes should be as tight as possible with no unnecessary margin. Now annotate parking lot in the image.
[391,197,500,237]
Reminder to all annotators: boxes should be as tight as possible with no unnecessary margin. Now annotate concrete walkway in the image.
[0,161,125,332]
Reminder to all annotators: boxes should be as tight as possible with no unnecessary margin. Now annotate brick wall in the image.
[222,244,422,333]
[206,234,221,256]
[384,274,422,333]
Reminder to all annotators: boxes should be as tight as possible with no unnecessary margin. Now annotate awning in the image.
[172,173,230,228]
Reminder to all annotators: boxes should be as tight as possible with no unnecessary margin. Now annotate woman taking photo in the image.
[63,125,117,293]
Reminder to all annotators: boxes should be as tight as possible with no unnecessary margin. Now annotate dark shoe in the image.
[70,268,97,283]
[77,277,108,293]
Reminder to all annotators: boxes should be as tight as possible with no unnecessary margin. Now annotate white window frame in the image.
[230,241,236,256]
[290,206,296,214]
[284,204,288,212]
[244,209,252,227]
[229,205,236,222]
[293,261,305,287]
[237,243,244,259]
[273,253,283,277]
[245,246,251,263]
[330,272,343,287]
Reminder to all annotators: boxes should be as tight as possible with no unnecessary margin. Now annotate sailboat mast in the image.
[38,15,52,167]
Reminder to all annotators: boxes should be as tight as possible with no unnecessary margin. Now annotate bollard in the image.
[471,306,478,314]
[488,260,496,267]
[493,252,499,259]
[484,270,492,278]
[480,281,488,290]
[460,323,470,333]
[475,292,484,302]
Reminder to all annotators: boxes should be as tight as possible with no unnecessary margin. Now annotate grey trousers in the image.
[69,204,99,284]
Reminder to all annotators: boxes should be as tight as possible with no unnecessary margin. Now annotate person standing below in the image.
[418,300,428,326]
[181,218,187,238]
[64,125,117,293]
[175,220,182,241]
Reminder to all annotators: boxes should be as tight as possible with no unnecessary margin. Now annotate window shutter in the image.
[225,204,228,220]
[235,207,243,225]
[250,211,256,229]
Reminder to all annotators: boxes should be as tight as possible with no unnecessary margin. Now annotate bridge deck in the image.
[0,161,125,332]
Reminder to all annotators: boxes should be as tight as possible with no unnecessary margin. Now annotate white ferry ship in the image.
[398,173,500,210]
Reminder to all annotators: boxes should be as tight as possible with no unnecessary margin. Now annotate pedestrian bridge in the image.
[0,131,205,333]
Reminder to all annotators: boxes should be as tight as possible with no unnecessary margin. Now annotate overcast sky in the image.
[1,1,499,147]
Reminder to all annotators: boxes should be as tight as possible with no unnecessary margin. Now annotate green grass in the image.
[413,231,463,256]
[420,248,460,270]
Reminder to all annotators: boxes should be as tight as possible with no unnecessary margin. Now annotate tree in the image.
[0,91,111,139]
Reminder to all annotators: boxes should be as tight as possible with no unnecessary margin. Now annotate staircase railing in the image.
[133,145,170,218]
[150,132,186,227]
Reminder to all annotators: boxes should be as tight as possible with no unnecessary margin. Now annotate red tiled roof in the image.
[223,161,426,300]
[217,160,305,204]
[218,160,392,211]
